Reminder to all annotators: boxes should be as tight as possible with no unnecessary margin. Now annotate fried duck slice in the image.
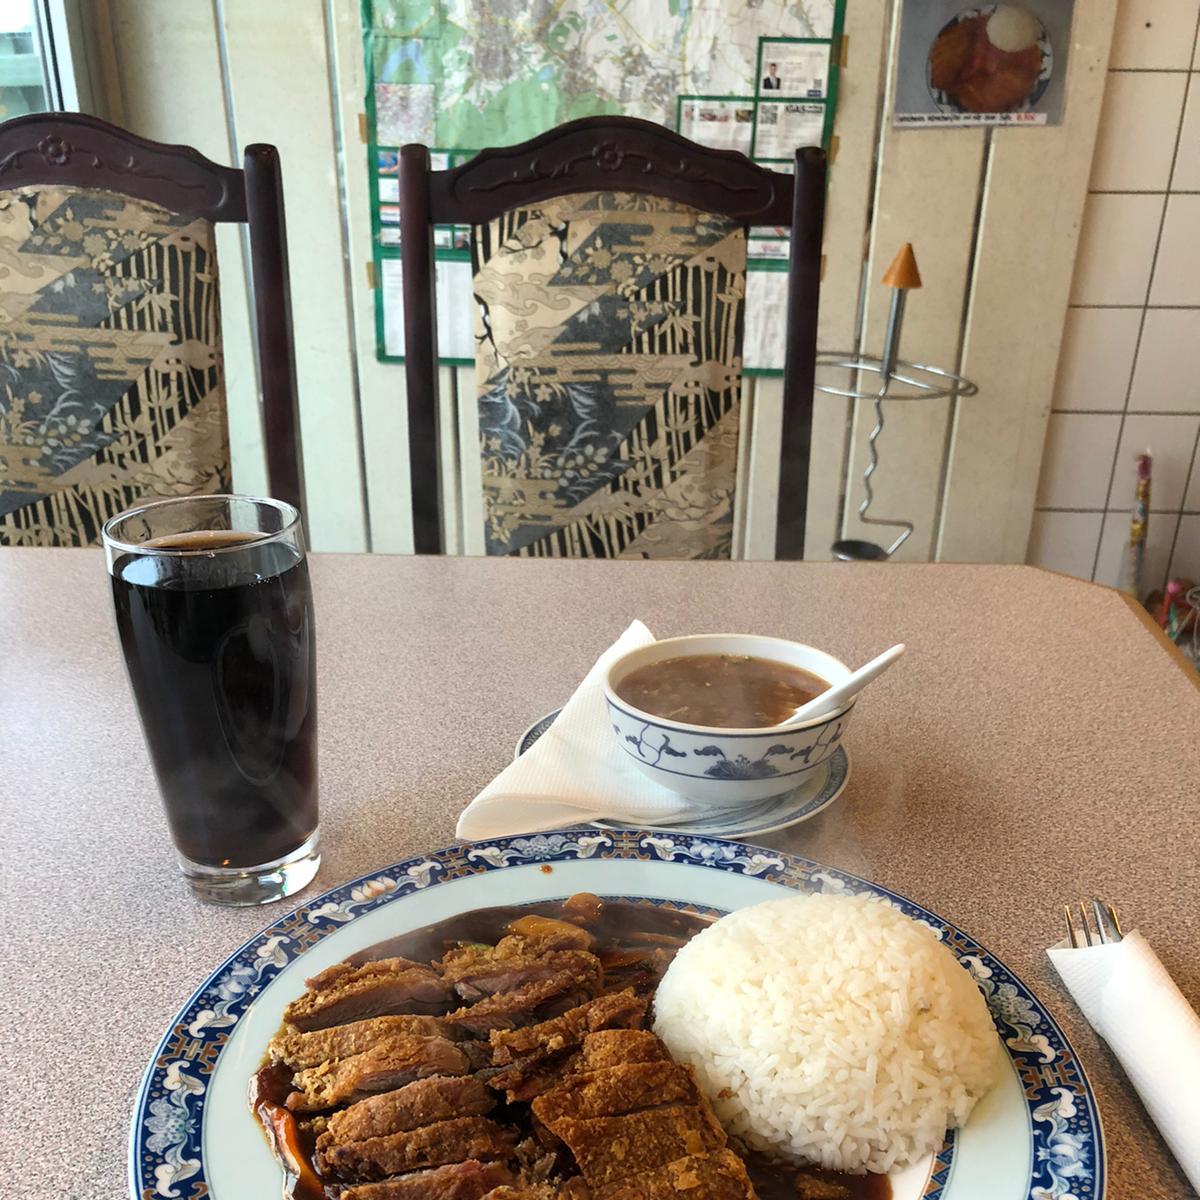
[284,957,453,1031]
[338,1160,514,1199]
[481,1187,562,1200]
[552,1105,726,1189]
[486,1049,580,1103]
[590,1150,755,1200]
[322,1075,496,1147]
[320,1116,517,1181]
[285,1034,470,1111]
[447,970,602,1037]
[504,914,596,952]
[269,1014,454,1068]
[532,1061,699,1126]
[440,946,603,1002]
[576,1029,666,1072]
[489,990,645,1066]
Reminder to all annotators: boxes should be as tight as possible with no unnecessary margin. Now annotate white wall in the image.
[1029,0,1200,594]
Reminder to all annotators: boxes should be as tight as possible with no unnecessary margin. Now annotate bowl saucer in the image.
[515,709,850,837]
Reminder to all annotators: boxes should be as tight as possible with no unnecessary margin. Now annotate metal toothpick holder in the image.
[816,244,978,562]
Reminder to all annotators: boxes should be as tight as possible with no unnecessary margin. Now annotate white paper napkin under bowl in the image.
[457,621,725,840]
[1047,930,1200,1191]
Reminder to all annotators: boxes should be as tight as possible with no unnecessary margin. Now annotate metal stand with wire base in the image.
[815,245,978,562]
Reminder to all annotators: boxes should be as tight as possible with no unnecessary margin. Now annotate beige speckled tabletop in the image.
[1,549,1197,1199]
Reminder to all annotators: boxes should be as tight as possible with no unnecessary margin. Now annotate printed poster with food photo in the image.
[678,99,755,155]
[894,0,1073,127]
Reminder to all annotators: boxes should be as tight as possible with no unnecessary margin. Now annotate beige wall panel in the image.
[438,365,463,553]
[742,376,781,559]
[803,0,890,561]
[841,3,985,562]
[104,1,265,500]
[732,376,755,559]
[937,1,1120,563]
[220,0,368,551]
[456,366,486,556]
[104,1,228,159]
[214,224,269,498]
[328,0,413,553]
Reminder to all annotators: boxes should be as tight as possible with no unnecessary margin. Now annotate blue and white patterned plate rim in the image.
[516,709,850,836]
[129,830,1105,1200]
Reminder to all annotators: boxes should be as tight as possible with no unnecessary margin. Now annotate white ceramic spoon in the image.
[778,642,906,726]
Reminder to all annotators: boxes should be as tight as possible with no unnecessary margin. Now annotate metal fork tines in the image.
[1064,899,1124,947]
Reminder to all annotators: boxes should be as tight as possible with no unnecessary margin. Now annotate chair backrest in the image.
[399,115,825,559]
[0,112,304,544]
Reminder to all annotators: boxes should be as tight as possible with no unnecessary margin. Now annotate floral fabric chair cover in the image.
[0,186,229,546]
[473,191,746,559]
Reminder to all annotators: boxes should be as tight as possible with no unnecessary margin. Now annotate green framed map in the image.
[363,0,846,372]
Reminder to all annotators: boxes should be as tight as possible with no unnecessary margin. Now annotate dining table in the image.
[1,547,1197,1200]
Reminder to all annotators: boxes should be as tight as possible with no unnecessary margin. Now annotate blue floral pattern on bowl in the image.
[606,692,851,803]
[130,830,1104,1200]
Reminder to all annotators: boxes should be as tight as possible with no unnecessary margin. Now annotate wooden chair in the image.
[398,115,825,559]
[0,112,304,545]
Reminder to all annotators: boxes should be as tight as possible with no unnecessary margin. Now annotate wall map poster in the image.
[363,0,845,372]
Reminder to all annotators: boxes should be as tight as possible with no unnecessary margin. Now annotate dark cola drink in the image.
[104,498,320,904]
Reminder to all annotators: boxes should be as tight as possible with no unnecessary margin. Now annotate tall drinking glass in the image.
[103,495,320,905]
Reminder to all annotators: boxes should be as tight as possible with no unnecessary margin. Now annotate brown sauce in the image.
[614,654,829,728]
[254,897,889,1200]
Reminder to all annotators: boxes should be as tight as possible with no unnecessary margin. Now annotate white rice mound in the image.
[652,892,1001,1174]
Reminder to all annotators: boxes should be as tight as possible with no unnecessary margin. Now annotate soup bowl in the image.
[603,634,856,805]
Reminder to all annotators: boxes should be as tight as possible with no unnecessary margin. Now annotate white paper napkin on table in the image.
[456,620,698,840]
[1047,931,1200,1191]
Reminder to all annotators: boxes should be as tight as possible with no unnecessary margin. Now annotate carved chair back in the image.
[398,117,820,556]
[0,113,303,545]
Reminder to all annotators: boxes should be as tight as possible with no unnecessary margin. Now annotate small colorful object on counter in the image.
[1118,452,1151,599]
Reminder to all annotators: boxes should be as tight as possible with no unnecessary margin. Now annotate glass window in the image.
[0,0,51,118]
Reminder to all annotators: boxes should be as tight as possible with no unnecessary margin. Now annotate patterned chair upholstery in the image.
[471,191,746,560]
[0,185,229,546]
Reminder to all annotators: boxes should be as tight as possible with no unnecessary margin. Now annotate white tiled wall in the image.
[1031,0,1200,596]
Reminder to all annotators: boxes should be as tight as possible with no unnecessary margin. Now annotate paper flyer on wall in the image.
[380,258,474,361]
[753,102,826,158]
[894,0,1074,127]
[678,99,755,155]
[758,40,831,99]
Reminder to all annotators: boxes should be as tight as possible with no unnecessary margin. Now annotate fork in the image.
[1064,899,1123,947]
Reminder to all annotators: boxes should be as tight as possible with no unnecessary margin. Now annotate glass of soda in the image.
[103,495,320,905]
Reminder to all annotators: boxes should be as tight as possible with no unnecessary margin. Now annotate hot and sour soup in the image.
[614,653,829,728]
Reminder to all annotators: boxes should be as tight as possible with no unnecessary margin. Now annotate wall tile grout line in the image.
[1069,303,1200,311]
[1038,505,1200,515]
[1089,28,1200,583]
[1090,189,1200,195]
[1052,409,1200,417]
[1089,205,1162,577]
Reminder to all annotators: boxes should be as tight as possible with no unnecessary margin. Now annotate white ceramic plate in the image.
[130,831,1104,1200]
